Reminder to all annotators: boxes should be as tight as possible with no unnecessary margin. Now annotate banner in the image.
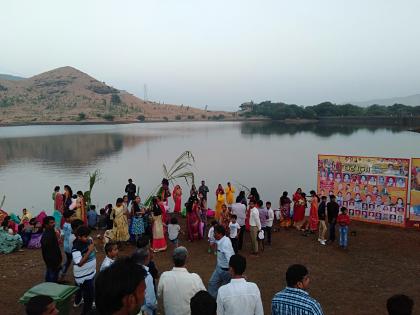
[317,155,410,227]
[409,158,420,225]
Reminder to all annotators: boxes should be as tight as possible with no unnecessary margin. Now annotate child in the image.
[87,205,98,230]
[167,217,181,248]
[228,214,240,254]
[207,220,217,254]
[72,225,96,312]
[337,207,350,249]
[265,201,274,245]
[100,241,118,271]
[60,210,75,279]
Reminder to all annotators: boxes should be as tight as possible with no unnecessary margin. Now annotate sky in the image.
[1,0,420,110]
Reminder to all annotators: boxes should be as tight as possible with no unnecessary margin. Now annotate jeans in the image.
[45,267,60,283]
[318,220,327,241]
[75,278,95,315]
[329,220,336,242]
[264,226,272,245]
[61,252,72,275]
[208,266,231,298]
[238,225,246,250]
[339,226,348,247]
[230,237,238,254]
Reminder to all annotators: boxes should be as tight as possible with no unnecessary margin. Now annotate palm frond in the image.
[233,180,251,194]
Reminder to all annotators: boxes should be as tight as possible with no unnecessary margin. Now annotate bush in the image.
[175,115,182,120]
[103,114,114,121]
[137,115,146,121]
[78,112,86,120]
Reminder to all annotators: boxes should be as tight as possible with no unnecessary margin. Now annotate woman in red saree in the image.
[172,185,182,214]
[186,198,201,241]
[293,188,305,229]
[309,190,320,232]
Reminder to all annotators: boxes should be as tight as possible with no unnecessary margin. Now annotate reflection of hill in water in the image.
[240,122,406,137]
[0,133,150,168]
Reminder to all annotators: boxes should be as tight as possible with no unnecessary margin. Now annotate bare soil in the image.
[1,219,419,315]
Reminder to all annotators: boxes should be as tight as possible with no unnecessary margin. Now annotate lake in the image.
[0,121,419,215]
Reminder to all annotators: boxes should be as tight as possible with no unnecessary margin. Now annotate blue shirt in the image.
[62,222,72,253]
[272,287,324,315]
[87,210,98,228]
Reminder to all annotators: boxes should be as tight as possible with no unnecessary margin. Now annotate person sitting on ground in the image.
[131,245,157,315]
[271,264,324,315]
[25,295,59,315]
[387,294,414,315]
[191,290,217,315]
[95,256,147,315]
[98,208,108,230]
[216,254,263,315]
[87,205,98,230]
[168,216,182,248]
[100,241,119,271]
[158,246,206,315]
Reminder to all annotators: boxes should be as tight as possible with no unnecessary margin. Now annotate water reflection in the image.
[240,122,407,137]
[0,133,151,168]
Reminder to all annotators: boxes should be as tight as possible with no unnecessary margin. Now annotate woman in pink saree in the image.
[186,197,201,241]
[172,185,182,214]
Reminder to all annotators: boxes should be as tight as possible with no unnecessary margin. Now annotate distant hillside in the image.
[351,94,420,107]
[0,74,25,81]
[0,66,232,124]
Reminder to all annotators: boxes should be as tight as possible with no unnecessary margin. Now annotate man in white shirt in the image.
[231,196,247,251]
[249,200,261,256]
[217,254,264,315]
[265,201,274,246]
[158,246,206,315]
[208,224,235,298]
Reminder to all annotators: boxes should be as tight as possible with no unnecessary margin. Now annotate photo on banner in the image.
[317,155,410,227]
[408,158,420,226]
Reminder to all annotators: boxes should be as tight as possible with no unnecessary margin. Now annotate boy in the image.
[228,215,240,254]
[207,220,217,254]
[168,217,181,248]
[97,208,107,230]
[318,196,327,245]
[72,225,96,314]
[337,207,350,249]
[87,205,98,230]
[60,210,75,279]
[265,201,274,245]
[100,241,119,271]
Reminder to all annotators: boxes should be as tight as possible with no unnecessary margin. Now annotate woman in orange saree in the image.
[279,191,292,228]
[309,190,320,232]
[172,185,182,214]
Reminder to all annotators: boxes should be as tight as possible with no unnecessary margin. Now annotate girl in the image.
[53,186,64,229]
[130,196,145,243]
[63,185,73,211]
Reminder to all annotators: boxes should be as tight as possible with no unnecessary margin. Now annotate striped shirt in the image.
[72,239,96,285]
[271,287,324,315]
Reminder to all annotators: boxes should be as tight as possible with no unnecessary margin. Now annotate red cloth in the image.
[337,214,350,226]
[309,198,319,231]
[293,192,305,222]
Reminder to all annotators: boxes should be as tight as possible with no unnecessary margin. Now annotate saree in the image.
[187,205,201,241]
[279,202,292,228]
[172,186,182,214]
[219,209,230,233]
[76,196,87,225]
[111,206,130,242]
[225,185,235,205]
[293,193,305,223]
[151,214,167,252]
[215,193,225,220]
[309,198,319,231]
[0,229,22,254]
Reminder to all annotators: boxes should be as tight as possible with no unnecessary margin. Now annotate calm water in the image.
[0,121,419,215]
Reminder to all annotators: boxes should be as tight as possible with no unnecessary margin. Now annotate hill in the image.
[0,74,25,81]
[351,93,420,107]
[0,66,231,124]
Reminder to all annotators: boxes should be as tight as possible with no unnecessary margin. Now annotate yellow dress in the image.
[215,193,225,220]
[111,206,130,242]
[225,185,236,205]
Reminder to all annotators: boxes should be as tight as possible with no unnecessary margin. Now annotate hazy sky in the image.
[2,0,420,110]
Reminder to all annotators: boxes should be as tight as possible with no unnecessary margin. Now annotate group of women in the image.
[52,185,87,229]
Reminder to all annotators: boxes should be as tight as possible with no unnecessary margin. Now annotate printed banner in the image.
[318,155,410,227]
[409,158,420,225]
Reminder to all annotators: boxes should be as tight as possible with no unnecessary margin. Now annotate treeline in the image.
[239,101,420,120]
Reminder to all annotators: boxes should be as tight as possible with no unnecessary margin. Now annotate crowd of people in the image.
[0,178,414,314]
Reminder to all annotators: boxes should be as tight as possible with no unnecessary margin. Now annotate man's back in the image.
[327,201,339,222]
[231,202,246,226]
[217,278,263,315]
[272,287,324,315]
[158,267,205,315]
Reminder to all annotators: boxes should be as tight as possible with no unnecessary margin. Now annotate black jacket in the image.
[41,228,62,270]
[327,201,339,223]
[318,201,326,220]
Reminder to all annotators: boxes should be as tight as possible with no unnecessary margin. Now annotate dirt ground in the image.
[1,219,419,315]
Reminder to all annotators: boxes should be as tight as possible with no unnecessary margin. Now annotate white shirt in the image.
[266,208,274,227]
[100,256,114,271]
[216,236,235,269]
[216,278,264,315]
[249,207,261,230]
[229,222,240,238]
[208,226,215,243]
[158,267,206,315]
[231,203,246,226]
[168,224,181,240]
